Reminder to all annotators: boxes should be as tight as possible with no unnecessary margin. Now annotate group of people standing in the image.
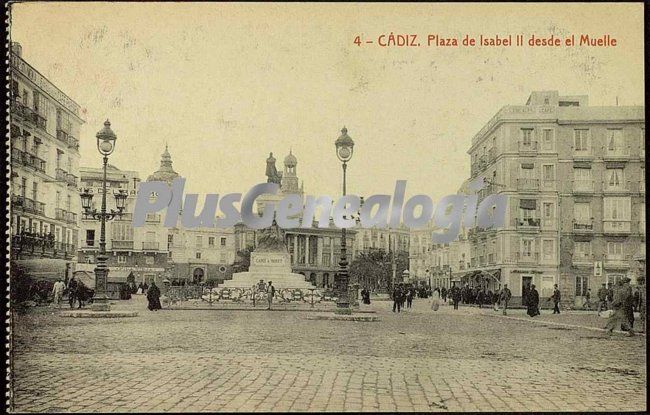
[250,280,276,309]
[51,276,91,309]
[391,283,419,312]
[602,277,642,336]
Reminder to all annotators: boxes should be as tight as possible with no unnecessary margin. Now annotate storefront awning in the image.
[13,259,70,281]
[75,264,134,283]
[520,199,536,210]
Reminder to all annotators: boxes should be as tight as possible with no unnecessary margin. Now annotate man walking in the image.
[597,283,608,316]
[52,278,65,309]
[392,284,403,313]
[605,279,631,335]
[67,275,78,309]
[550,284,561,314]
[451,283,461,310]
[582,288,592,310]
[266,281,275,310]
[499,284,512,315]
[621,277,635,335]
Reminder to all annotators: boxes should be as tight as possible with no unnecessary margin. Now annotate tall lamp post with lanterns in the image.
[80,120,127,311]
[334,127,354,314]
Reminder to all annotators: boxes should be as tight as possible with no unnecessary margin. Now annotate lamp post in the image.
[80,120,127,311]
[334,126,354,314]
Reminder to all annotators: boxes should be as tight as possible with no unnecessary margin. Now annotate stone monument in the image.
[219,221,315,289]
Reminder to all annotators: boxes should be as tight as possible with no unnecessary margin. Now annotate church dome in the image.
[284,150,297,167]
[147,145,179,184]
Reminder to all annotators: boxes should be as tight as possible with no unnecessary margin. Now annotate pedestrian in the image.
[67,275,78,309]
[392,284,403,313]
[621,277,635,335]
[251,283,257,307]
[431,287,441,311]
[582,288,592,310]
[266,281,275,310]
[441,287,448,303]
[52,278,65,309]
[596,283,608,316]
[406,287,414,309]
[499,284,512,315]
[451,284,461,310]
[527,284,540,317]
[146,281,162,311]
[632,286,641,313]
[550,284,561,314]
[362,288,371,305]
[606,282,614,309]
[604,279,632,336]
[477,289,484,309]
[76,280,88,309]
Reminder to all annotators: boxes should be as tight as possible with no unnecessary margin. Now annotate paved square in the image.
[9,297,646,412]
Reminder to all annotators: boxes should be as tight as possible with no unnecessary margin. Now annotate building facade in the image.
[77,165,170,284]
[10,42,84,279]
[466,90,645,305]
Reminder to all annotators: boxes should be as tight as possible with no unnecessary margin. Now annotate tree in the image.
[349,249,409,293]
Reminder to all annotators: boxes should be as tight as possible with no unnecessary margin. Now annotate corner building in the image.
[467,91,644,306]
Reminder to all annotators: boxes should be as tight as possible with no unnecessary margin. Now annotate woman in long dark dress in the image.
[527,284,540,317]
[146,281,162,311]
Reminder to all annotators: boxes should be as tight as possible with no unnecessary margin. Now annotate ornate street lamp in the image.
[80,120,126,311]
[334,126,354,314]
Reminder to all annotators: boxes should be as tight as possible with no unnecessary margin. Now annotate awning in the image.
[520,199,536,210]
[13,259,70,281]
[521,163,534,169]
[74,264,134,283]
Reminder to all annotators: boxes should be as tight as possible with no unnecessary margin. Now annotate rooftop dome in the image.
[284,149,297,166]
[147,144,179,184]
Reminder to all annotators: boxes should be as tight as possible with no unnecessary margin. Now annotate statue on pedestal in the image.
[265,152,283,185]
[256,219,286,252]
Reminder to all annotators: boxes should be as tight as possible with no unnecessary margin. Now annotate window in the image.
[607,242,624,258]
[542,164,555,184]
[573,168,592,187]
[542,239,554,261]
[196,236,203,247]
[521,128,534,145]
[208,237,215,246]
[117,255,127,264]
[220,237,226,246]
[604,197,631,220]
[541,129,554,150]
[575,241,591,260]
[574,203,591,222]
[606,169,625,189]
[576,276,589,297]
[220,252,226,263]
[521,239,534,256]
[86,230,95,246]
[542,202,555,227]
[168,234,173,243]
[56,191,61,208]
[196,252,202,259]
[32,181,38,202]
[111,222,134,241]
[145,256,154,265]
[606,129,624,152]
[574,129,590,152]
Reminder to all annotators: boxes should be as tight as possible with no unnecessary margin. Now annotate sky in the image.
[10,2,644,204]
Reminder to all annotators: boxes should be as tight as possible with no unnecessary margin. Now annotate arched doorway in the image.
[193,267,204,284]
[322,273,330,288]
[309,272,317,286]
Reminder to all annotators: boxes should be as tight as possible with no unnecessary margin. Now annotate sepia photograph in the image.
[6,2,646,413]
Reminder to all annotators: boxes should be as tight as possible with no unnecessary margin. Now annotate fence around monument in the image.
[163,286,344,309]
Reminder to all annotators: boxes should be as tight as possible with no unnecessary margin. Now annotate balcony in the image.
[31,112,47,130]
[26,153,46,173]
[517,178,539,192]
[142,241,160,251]
[604,146,630,161]
[112,240,134,250]
[55,168,68,182]
[145,213,161,223]
[603,181,630,194]
[518,141,538,153]
[56,128,69,144]
[68,136,79,150]
[22,198,45,215]
[572,220,594,234]
[603,220,631,235]
[515,217,541,231]
[10,100,35,121]
[572,179,594,194]
[488,147,496,162]
[604,254,631,269]
[516,252,540,264]
[66,173,78,187]
[572,252,593,266]
[573,148,593,160]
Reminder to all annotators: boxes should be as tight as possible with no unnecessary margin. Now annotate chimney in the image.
[11,42,22,57]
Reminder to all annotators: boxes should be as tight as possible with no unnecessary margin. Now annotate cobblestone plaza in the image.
[10,298,646,412]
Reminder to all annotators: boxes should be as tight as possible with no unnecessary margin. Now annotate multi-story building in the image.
[10,42,84,279]
[466,90,645,305]
[146,146,236,284]
[77,165,170,285]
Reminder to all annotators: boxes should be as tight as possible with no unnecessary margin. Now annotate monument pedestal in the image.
[219,251,315,289]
